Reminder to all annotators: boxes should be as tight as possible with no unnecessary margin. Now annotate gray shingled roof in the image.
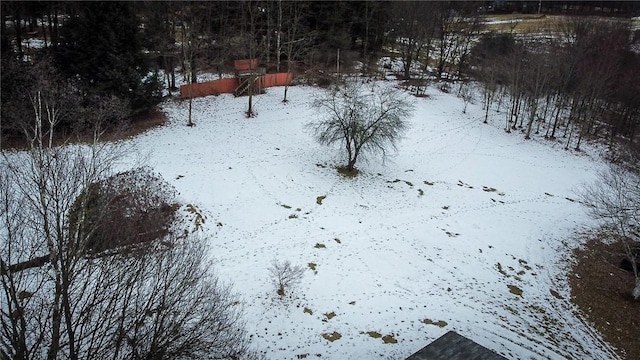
[406,331,508,360]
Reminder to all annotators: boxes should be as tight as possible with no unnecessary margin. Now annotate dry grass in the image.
[100,109,168,142]
[337,166,359,178]
[482,14,638,34]
[481,15,568,33]
[570,238,639,360]
[1,109,167,150]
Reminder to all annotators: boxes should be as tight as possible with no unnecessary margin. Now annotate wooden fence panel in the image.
[180,78,239,99]
[181,73,293,99]
[261,73,293,87]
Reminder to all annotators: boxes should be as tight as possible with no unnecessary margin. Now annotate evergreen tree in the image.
[55,2,161,116]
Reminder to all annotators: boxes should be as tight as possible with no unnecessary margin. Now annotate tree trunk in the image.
[188,94,193,126]
[190,57,197,84]
[550,96,564,139]
[13,9,23,59]
[48,274,62,360]
[3,255,50,274]
[40,16,48,48]
[347,158,356,171]
[525,98,537,139]
[276,0,282,72]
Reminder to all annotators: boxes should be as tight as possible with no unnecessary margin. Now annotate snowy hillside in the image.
[124,80,616,359]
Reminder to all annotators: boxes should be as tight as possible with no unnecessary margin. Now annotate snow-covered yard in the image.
[124,80,615,359]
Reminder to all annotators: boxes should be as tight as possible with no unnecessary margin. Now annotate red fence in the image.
[259,73,293,88]
[180,73,293,99]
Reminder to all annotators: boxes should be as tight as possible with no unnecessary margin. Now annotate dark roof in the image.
[406,331,508,360]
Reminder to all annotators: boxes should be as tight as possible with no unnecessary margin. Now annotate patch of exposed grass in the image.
[288,213,298,219]
[185,204,206,230]
[422,318,448,328]
[314,243,326,249]
[424,180,434,186]
[323,311,336,321]
[322,331,342,342]
[365,331,382,338]
[550,289,564,300]
[505,305,520,316]
[337,166,359,178]
[304,307,313,315]
[496,262,509,277]
[308,263,317,271]
[280,204,292,209]
[481,14,563,34]
[508,284,523,297]
[570,237,640,360]
[519,259,532,271]
[18,290,33,300]
[382,334,398,344]
[316,195,326,205]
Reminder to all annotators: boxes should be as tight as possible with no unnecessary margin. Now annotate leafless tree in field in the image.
[579,164,640,300]
[308,82,414,173]
[268,259,305,298]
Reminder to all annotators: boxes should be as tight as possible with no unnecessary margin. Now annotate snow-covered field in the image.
[125,80,616,359]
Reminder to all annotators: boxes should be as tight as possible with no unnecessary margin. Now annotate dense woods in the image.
[1,1,639,155]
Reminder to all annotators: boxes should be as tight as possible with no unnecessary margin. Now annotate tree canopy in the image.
[55,2,161,115]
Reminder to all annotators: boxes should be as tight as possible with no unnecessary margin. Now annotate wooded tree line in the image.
[470,17,640,153]
[1,1,639,152]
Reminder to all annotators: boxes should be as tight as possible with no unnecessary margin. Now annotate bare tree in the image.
[392,1,437,81]
[457,81,473,114]
[308,82,414,173]
[579,164,640,300]
[179,4,200,127]
[1,146,253,359]
[520,43,553,140]
[281,1,314,103]
[268,259,305,298]
[1,68,253,358]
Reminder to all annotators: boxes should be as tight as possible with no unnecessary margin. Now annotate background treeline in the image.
[470,18,640,154]
[1,1,639,155]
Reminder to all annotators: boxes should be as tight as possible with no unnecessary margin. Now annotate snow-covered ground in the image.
[124,80,616,359]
